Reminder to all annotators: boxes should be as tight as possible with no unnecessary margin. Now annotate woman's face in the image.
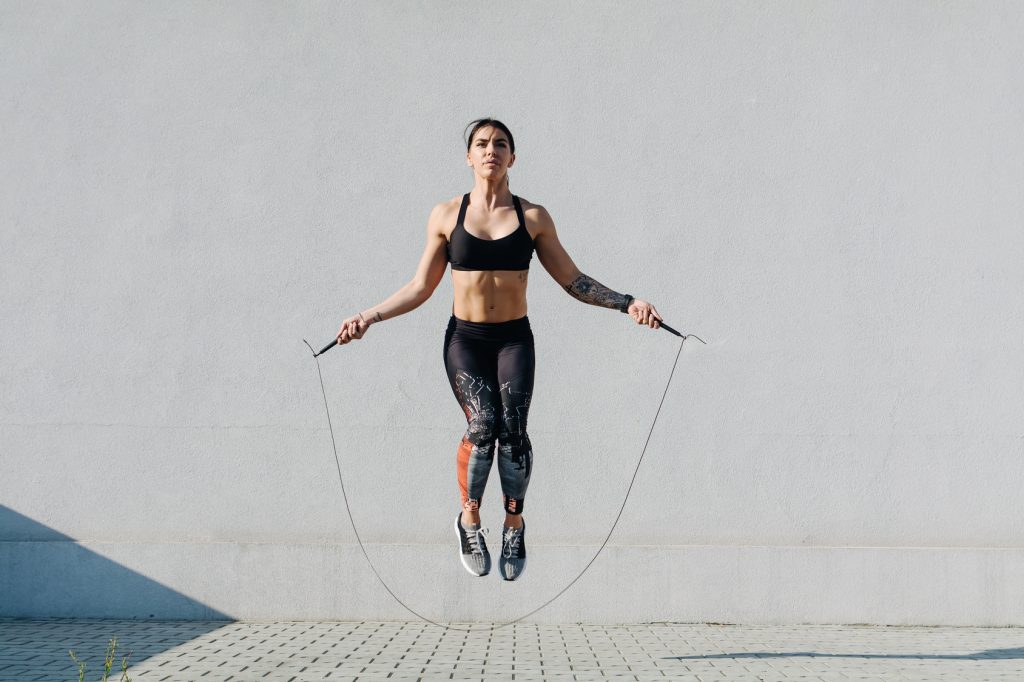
[466,126,515,180]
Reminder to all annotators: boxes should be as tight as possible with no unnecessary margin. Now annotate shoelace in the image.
[502,527,523,558]
[467,526,489,555]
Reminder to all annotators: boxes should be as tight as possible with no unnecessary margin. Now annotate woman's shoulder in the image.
[516,195,540,211]
[428,194,476,241]
[434,194,466,213]
[516,196,555,232]
[428,195,466,230]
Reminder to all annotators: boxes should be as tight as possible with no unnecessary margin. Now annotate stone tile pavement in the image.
[1,619,1022,681]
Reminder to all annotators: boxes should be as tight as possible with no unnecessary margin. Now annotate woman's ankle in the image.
[504,514,523,529]
[461,500,481,526]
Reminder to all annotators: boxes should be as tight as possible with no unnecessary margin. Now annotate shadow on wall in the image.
[0,505,230,620]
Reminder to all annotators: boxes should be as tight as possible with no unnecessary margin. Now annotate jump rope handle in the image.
[659,321,682,337]
[659,322,707,344]
[317,339,338,356]
[303,338,339,358]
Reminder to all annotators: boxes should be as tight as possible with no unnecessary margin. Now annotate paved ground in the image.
[1,619,1023,681]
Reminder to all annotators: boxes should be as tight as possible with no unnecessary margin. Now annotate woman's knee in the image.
[499,427,532,454]
[466,412,500,445]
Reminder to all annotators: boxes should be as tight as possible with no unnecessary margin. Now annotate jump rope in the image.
[304,319,705,631]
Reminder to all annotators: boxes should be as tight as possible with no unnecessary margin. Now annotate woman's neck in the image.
[471,178,513,210]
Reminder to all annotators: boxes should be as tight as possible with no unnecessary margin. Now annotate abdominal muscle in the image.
[451,269,529,322]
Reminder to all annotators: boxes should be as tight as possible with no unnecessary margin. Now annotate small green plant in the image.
[68,636,132,682]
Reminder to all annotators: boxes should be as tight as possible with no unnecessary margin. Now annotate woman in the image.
[336,119,663,581]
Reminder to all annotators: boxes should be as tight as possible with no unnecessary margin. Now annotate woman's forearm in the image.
[564,273,633,312]
[359,282,429,324]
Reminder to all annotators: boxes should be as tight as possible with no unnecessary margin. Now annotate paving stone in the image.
[2,619,1024,680]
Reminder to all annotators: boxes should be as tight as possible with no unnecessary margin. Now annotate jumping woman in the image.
[335,118,663,581]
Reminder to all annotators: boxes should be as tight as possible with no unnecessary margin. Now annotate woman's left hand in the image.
[627,298,662,329]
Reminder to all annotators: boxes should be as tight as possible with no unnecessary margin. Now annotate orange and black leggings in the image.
[443,314,535,515]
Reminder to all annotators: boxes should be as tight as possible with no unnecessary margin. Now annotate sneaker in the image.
[499,521,527,581]
[455,513,490,576]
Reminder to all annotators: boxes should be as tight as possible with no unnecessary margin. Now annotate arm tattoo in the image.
[564,273,630,311]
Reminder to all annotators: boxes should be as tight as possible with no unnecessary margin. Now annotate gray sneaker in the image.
[455,514,490,577]
[499,521,527,581]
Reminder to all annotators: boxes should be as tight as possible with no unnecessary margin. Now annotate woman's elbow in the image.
[408,280,434,304]
[559,267,582,289]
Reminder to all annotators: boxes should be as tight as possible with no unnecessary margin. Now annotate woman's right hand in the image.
[337,313,370,345]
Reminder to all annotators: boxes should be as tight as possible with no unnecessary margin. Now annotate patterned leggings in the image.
[443,314,535,515]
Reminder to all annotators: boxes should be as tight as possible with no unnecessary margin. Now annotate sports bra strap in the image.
[513,195,525,228]
[456,193,525,230]
[456,193,470,226]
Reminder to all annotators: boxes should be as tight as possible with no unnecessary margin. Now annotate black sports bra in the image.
[446,193,534,271]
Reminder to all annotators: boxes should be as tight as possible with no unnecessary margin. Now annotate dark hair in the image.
[464,118,515,154]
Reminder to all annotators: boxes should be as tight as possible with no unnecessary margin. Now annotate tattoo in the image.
[564,273,629,311]
[373,312,383,323]
[518,271,528,284]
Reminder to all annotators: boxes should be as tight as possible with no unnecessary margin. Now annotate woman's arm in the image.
[532,204,663,328]
[337,204,449,344]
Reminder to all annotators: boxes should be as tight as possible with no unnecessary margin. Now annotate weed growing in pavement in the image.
[68,636,132,682]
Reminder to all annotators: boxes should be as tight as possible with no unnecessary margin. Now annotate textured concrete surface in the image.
[2,619,1024,681]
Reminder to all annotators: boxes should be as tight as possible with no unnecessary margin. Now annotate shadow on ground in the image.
[0,505,232,675]
[0,619,230,679]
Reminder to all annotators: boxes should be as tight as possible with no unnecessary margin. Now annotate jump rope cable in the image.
[304,330,704,632]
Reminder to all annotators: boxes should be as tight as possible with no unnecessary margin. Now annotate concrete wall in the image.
[3,1,1023,625]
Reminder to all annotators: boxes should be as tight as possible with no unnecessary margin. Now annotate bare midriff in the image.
[451,269,529,322]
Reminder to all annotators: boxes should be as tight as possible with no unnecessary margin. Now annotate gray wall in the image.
[3,1,1023,625]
